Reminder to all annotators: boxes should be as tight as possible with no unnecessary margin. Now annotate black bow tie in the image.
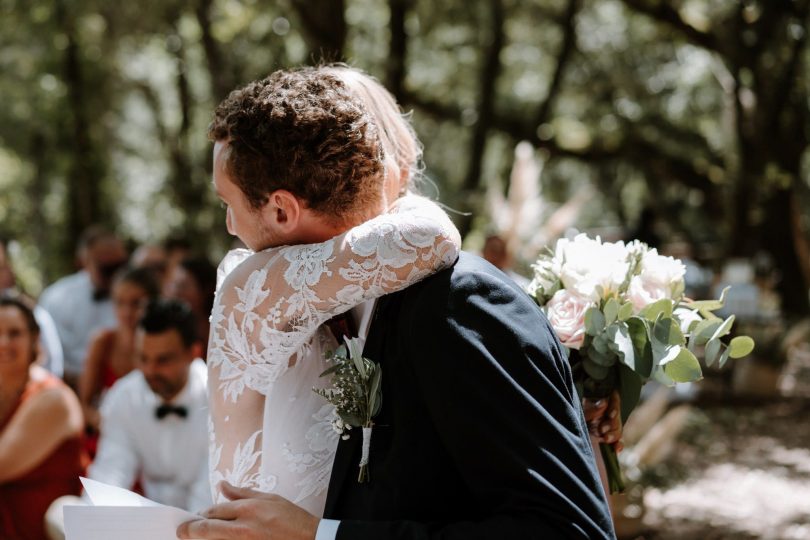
[155,404,188,420]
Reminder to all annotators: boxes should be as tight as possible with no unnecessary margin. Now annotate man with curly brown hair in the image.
[179,66,613,540]
[207,67,387,250]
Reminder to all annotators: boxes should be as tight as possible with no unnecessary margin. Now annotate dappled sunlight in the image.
[645,462,810,539]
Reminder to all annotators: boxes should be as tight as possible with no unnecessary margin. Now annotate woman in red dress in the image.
[79,267,159,455]
[0,294,85,540]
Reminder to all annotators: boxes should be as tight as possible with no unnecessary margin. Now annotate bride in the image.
[206,66,461,516]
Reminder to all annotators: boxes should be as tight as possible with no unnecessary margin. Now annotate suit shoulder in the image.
[409,252,533,307]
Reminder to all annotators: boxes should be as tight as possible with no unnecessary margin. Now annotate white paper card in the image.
[64,477,201,540]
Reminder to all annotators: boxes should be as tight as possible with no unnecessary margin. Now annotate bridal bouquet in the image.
[528,233,754,493]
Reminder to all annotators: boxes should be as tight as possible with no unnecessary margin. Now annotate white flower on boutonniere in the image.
[313,336,382,483]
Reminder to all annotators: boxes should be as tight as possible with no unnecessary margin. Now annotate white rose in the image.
[627,275,671,312]
[545,289,594,350]
[557,234,630,301]
[635,250,686,300]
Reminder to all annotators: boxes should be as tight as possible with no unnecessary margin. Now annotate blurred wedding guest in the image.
[163,236,192,280]
[131,243,169,287]
[78,267,160,456]
[0,237,64,377]
[87,299,210,512]
[38,227,128,388]
[0,294,85,540]
[163,256,216,358]
[481,233,530,288]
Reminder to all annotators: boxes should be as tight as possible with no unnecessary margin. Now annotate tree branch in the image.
[620,0,721,53]
[535,0,580,126]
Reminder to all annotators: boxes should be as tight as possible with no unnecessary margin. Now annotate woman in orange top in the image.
[0,294,84,540]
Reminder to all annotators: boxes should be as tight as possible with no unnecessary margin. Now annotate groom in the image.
[180,67,615,539]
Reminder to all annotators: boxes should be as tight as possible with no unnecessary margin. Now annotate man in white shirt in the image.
[38,227,128,387]
[88,298,211,512]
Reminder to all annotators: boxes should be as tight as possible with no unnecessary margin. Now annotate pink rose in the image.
[545,289,593,350]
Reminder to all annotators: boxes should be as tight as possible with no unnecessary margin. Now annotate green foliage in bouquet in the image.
[528,234,755,493]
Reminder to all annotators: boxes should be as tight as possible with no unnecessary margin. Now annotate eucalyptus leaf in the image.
[626,317,653,377]
[662,347,703,383]
[592,335,610,355]
[585,308,606,336]
[583,358,611,380]
[685,286,730,312]
[640,299,673,321]
[611,323,636,371]
[692,319,722,346]
[653,317,685,346]
[618,363,642,423]
[587,346,615,367]
[718,347,731,369]
[704,337,721,367]
[618,302,634,321]
[604,298,619,325]
[710,315,736,342]
[729,336,755,358]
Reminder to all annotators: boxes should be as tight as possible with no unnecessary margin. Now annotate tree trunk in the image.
[457,0,506,238]
[57,0,104,262]
[291,0,346,62]
[196,0,234,101]
[386,0,410,102]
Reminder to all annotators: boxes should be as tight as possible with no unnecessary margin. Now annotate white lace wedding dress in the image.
[207,194,460,515]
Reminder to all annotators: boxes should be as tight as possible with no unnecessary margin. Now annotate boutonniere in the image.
[314,336,382,483]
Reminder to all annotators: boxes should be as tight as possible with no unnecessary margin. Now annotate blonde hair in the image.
[322,65,423,196]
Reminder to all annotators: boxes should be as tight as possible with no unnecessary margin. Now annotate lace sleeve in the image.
[208,194,459,399]
[207,194,460,498]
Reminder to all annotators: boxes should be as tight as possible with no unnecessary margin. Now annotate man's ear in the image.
[262,190,302,234]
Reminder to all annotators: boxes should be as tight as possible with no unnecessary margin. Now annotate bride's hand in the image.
[177,482,319,540]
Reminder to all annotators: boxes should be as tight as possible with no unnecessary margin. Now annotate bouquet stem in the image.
[599,442,625,494]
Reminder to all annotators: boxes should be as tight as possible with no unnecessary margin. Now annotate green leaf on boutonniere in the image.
[626,317,653,377]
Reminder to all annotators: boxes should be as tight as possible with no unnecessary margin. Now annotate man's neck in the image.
[292,209,368,244]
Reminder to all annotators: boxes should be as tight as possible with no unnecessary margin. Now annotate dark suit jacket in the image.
[323,252,615,539]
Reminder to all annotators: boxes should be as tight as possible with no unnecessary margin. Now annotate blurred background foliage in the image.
[1,0,809,318]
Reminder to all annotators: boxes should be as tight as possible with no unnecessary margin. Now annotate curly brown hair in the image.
[209,67,384,223]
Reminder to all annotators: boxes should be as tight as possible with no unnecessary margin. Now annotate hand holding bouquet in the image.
[528,234,754,492]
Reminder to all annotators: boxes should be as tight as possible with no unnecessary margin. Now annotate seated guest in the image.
[163,256,216,358]
[130,243,169,288]
[0,294,84,540]
[79,267,160,455]
[39,227,129,388]
[87,299,210,512]
[0,238,64,377]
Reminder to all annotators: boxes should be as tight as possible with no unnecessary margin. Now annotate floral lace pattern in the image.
[208,195,460,514]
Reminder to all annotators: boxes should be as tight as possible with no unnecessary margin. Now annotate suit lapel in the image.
[323,296,392,518]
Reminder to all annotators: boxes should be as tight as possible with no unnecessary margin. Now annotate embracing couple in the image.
[178,65,616,540]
